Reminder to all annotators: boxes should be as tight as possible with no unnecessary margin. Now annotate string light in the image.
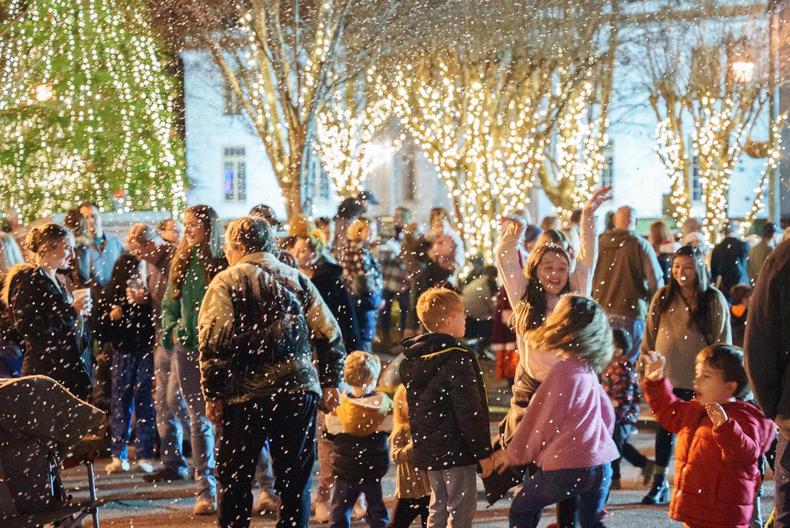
[0,0,186,221]
[742,114,786,232]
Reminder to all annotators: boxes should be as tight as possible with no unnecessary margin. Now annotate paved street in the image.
[63,425,776,528]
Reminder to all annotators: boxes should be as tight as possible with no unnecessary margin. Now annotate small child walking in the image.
[327,351,392,528]
[389,384,431,528]
[602,328,655,489]
[400,287,492,528]
[642,345,775,527]
[483,294,619,528]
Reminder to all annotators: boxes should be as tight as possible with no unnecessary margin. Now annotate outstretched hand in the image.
[583,187,613,215]
[642,351,667,382]
[705,403,728,428]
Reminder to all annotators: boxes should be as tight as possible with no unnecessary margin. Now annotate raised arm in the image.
[571,187,610,294]
[495,222,527,309]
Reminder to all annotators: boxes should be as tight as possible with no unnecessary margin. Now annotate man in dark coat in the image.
[744,239,789,524]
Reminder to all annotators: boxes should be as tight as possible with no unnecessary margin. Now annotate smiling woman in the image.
[2,223,92,400]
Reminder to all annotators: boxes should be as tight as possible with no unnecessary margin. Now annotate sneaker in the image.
[105,457,130,475]
[194,497,216,515]
[136,459,156,474]
[253,489,281,515]
[313,500,330,524]
[144,467,188,483]
[351,494,367,521]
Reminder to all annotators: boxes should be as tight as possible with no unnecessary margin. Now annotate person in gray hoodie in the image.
[592,206,664,361]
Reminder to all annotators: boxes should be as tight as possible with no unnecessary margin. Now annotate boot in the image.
[641,474,669,505]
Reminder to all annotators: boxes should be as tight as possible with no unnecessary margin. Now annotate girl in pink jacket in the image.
[481,294,619,528]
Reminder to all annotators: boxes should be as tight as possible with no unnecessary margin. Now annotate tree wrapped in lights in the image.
[378,0,612,259]
[313,72,393,198]
[0,0,186,221]
[634,10,777,241]
[151,0,413,217]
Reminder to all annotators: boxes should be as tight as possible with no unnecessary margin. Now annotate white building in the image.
[180,3,783,229]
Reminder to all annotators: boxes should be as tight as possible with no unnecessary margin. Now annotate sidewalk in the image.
[61,426,776,527]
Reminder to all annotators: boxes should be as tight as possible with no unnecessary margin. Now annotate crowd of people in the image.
[0,189,789,528]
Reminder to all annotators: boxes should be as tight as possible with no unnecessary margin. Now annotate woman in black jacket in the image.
[2,223,92,399]
[291,233,361,351]
[92,254,157,473]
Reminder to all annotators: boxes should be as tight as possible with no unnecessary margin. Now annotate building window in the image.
[403,145,417,202]
[600,143,614,188]
[223,147,246,201]
[691,155,702,202]
[223,77,242,115]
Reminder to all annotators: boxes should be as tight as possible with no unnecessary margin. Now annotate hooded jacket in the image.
[399,333,492,470]
[744,239,790,437]
[592,229,664,320]
[198,252,346,404]
[644,378,775,527]
[326,391,393,483]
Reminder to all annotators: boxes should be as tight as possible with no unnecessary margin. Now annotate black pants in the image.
[655,388,695,467]
[217,392,317,528]
[389,496,430,528]
[611,423,647,479]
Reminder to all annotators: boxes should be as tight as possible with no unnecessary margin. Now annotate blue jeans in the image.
[217,393,316,528]
[355,292,381,352]
[153,345,188,473]
[509,464,612,528]
[173,345,217,500]
[110,347,156,460]
[330,477,388,528]
[608,317,644,363]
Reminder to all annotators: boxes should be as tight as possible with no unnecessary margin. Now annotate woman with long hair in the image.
[0,233,24,377]
[161,205,224,514]
[494,189,609,523]
[639,244,731,504]
[2,224,92,399]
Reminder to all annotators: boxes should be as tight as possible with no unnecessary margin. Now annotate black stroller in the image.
[0,376,104,527]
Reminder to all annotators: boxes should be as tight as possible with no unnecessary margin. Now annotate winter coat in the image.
[592,229,664,320]
[198,251,346,404]
[3,265,91,400]
[506,357,619,471]
[390,427,431,499]
[711,237,750,302]
[338,240,383,310]
[644,378,775,528]
[744,239,790,437]
[399,333,492,470]
[747,238,773,284]
[92,261,156,353]
[326,391,393,483]
[161,249,212,351]
[309,256,361,351]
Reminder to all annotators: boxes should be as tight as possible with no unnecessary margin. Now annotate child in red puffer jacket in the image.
[642,345,775,528]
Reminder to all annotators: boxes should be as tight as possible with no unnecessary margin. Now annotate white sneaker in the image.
[193,497,216,515]
[105,457,130,475]
[313,500,330,524]
[253,489,281,514]
[136,459,156,474]
[351,494,367,521]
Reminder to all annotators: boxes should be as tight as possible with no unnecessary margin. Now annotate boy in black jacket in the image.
[400,287,492,528]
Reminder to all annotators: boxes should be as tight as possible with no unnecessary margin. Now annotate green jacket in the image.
[161,251,207,351]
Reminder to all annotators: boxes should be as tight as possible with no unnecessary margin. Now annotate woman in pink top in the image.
[481,294,619,528]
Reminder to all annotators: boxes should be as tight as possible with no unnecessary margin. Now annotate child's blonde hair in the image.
[392,384,410,436]
[417,287,464,332]
[347,217,370,242]
[344,351,382,388]
[526,294,613,373]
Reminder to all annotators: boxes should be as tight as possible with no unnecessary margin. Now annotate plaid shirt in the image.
[339,240,383,296]
[377,240,409,293]
[602,356,641,426]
